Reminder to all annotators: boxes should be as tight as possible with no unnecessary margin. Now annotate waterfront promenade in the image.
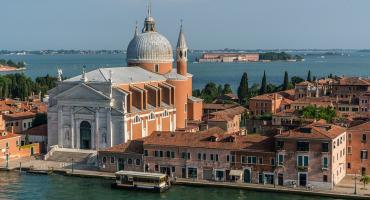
[1,158,369,199]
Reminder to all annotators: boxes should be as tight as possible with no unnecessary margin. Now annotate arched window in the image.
[133,115,141,124]
[162,110,169,118]
[135,159,141,166]
[128,158,133,165]
[102,157,107,163]
[148,112,155,121]
[154,64,159,73]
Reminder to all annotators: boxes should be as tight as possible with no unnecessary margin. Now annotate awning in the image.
[229,170,243,176]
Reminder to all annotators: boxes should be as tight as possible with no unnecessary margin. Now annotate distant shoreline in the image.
[0,65,26,72]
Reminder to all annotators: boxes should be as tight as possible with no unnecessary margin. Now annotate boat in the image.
[112,171,171,192]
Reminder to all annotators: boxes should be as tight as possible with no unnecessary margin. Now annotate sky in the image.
[1,0,370,50]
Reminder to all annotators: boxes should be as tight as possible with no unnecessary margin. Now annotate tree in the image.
[201,82,219,103]
[24,133,30,145]
[237,72,249,104]
[300,106,337,122]
[32,113,47,127]
[222,84,233,95]
[283,71,289,90]
[360,175,370,189]
[259,71,267,95]
[291,76,305,86]
[307,70,312,82]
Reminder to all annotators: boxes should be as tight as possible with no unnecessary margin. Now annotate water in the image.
[0,52,370,91]
[0,172,338,200]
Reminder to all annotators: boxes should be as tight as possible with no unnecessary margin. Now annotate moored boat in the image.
[112,171,170,192]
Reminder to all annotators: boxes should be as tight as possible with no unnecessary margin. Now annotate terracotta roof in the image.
[0,131,20,140]
[348,121,370,131]
[23,124,47,136]
[207,106,246,122]
[274,109,300,117]
[3,111,36,121]
[275,121,346,140]
[278,89,295,99]
[281,98,293,106]
[203,103,237,110]
[142,127,274,152]
[335,77,370,86]
[292,96,334,107]
[250,93,282,101]
[100,140,144,154]
[295,81,312,86]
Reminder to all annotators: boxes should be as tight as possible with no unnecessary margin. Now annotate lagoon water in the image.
[1,52,370,91]
[0,172,337,200]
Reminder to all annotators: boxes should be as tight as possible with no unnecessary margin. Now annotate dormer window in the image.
[162,110,169,118]
[148,112,155,121]
[133,115,141,124]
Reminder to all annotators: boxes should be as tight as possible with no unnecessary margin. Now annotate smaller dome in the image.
[127,32,174,64]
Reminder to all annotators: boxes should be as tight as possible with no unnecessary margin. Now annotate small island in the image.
[0,59,26,71]
[197,51,304,63]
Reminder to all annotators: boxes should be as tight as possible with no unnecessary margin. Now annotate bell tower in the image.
[176,21,188,76]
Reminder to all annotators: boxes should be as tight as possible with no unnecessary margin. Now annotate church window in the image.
[162,110,169,118]
[154,64,159,73]
[148,112,156,121]
[184,51,187,58]
[179,51,183,58]
[133,115,141,124]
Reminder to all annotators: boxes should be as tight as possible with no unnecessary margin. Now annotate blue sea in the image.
[0,51,370,91]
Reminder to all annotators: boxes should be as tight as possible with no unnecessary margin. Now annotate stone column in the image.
[95,108,100,150]
[76,119,80,149]
[107,108,112,147]
[70,107,75,148]
[57,106,63,147]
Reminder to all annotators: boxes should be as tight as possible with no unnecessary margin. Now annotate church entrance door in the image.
[80,121,91,149]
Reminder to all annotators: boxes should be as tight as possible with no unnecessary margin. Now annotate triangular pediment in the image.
[54,83,110,101]
[75,107,95,115]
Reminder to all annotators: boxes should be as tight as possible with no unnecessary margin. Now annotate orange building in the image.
[0,131,21,165]
[47,5,203,150]
[249,93,284,116]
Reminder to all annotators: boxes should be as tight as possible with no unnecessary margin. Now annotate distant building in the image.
[198,53,259,63]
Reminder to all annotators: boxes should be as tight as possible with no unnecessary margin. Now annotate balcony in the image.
[297,166,309,171]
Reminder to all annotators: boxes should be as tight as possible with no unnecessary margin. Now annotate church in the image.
[47,5,203,150]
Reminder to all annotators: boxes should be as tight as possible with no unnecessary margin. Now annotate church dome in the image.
[127,32,174,64]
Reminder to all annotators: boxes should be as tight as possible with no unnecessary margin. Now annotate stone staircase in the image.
[45,146,97,165]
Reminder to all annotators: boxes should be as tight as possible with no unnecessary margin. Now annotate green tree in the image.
[237,72,249,104]
[32,113,47,127]
[283,71,289,90]
[291,76,305,86]
[201,82,219,103]
[259,71,267,95]
[360,175,370,189]
[222,83,233,94]
[300,106,337,122]
[192,89,201,97]
[307,70,312,82]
